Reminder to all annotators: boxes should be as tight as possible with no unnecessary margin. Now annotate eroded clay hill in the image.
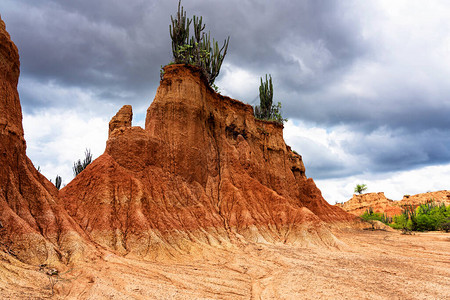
[336,193,402,217]
[0,17,90,265]
[337,191,450,217]
[60,65,353,258]
[1,16,353,264]
[399,190,450,206]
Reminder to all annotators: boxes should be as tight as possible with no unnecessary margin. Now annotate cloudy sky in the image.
[1,0,449,203]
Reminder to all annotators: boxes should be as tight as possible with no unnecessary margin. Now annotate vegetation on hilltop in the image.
[167,0,230,87]
[354,183,368,194]
[73,149,93,177]
[254,74,287,124]
[166,2,287,124]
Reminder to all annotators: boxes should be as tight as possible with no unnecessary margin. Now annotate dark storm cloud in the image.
[1,0,450,179]
[1,0,365,108]
[1,0,174,109]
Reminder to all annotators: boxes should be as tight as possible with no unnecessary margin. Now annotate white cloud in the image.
[284,119,450,204]
[317,163,450,204]
[4,0,449,201]
[215,63,260,104]
[23,109,108,186]
[283,120,363,178]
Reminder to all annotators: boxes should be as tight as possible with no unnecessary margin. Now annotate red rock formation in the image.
[336,193,402,217]
[0,17,89,265]
[108,105,132,138]
[1,14,352,263]
[60,65,353,258]
[337,190,450,217]
[399,190,450,207]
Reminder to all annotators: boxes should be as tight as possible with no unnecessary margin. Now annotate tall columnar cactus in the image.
[55,175,62,190]
[259,74,273,119]
[168,1,229,86]
[170,1,191,64]
[73,149,93,177]
[254,74,286,124]
[207,36,230,85]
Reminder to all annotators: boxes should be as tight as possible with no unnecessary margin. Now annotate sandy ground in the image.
[1,229,449,299]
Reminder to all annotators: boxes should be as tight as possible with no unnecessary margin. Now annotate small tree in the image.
[354,183,368,194]
[73,149,92,177]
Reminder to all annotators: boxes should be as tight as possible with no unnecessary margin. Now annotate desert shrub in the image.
[361,208,391,225]
[440,222,450,232]
[55,175,62,190]
[73,149,92,177]
[413,202,448,231]
[390,214,407,230]
[391,202,450,232]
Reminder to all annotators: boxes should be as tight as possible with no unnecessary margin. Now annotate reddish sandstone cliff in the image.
[336,193,402,217]
[1,15,352,263]
[0,17,89,265]
[398,190,450,207]
[337,191,450,217]
[60,65,353,258]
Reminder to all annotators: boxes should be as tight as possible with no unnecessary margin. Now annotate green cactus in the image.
[55,175,62,190]
[259,74,273,119]
[254,74,286,124]
[73,149,93,177]
[168,1,229,86]
[170,1,191,64]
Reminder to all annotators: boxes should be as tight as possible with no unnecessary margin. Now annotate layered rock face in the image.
[1,15,352,263]
[0,18,88,265]
[336,193,402,217]
[399,190,450,207]
[60,65,353,258]
[337,190,450,217]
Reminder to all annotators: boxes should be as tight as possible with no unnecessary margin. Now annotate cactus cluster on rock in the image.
[169,0,229,86]
[254,74,286,124]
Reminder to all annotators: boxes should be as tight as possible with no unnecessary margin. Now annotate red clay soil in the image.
[398,190,450,206]
[1,230,449,299]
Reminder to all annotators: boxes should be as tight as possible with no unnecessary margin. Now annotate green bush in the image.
[390,214,408,229]
[440,222,450,232]
[390,202,450,232]
[361,208,391,225]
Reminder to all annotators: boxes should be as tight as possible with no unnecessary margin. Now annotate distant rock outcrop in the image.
[0,17,89,265]
[399,190,450,207]
[337,190,450,217]
[336,193,402,217]
[60,65,354,258]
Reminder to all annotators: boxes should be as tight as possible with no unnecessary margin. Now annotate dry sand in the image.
[1,229,449,299]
